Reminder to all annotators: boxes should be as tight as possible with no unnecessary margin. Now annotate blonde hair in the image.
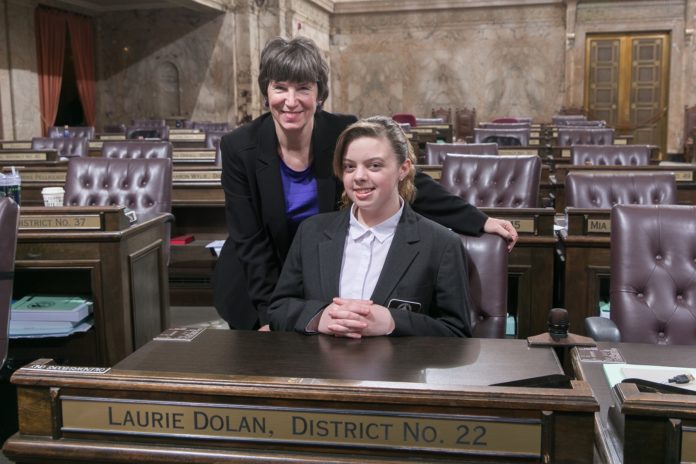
[333,116,417,207]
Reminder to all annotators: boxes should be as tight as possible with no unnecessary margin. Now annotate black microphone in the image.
[548,308,569,340]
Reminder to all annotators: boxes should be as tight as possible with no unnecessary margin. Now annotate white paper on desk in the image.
[9,319,93,339]
[603,363,696,392]
[206,240,225,257]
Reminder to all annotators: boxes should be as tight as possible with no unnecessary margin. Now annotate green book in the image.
[11,295,92,322]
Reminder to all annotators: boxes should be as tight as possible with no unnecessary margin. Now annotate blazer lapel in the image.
[318,210,350,299]
[370,205,421,305]
[255,117,290,256]
[312,112,339,213]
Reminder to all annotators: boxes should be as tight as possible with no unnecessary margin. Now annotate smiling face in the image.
[267,80,319,134]
[342,136,411,227]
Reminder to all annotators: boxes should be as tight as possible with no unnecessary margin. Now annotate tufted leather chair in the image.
[474,128,530,146]
[392,113,417,127]
[425,142,498,165]
[0,197,19,369]
[460,233,508,338]
[557,128,614,146]
[126,125,170,141]
[566,172,676,209]
[132,119,166,128]
[431,107,451,123]
[455,107,476,141]
[552,115,586,126]
[192,122,230,132]
[48,126,95,140]
[440,154,541,208]
[103,123,127,134]
[570,145,651,166]
[101,141,172,160]
[31,137,88,158]
[586,205,696,345]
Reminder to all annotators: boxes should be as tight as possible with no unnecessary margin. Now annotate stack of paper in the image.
[10,295,94,338]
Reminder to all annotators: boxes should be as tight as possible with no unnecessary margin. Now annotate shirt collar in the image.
[348,199,404,243]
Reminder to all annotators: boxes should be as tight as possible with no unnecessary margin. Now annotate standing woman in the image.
[214,36,517,330]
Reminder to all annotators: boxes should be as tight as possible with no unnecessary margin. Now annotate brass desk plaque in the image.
[684,426,696,461]
[531,131,540,138]
[19,214,101,231]
[674,170,694,182]
[173,151,216,161]
[529,139,539,146]
[24,363,110,374]
[170,129,201,135]
[499,148,538,156]
[89,141,104,149]
[614,138,627,145]
[173,170,221,182]
[561,148,571,158]
[508,218,535,234]
[19,171,66,182]
[0,151,49,161]
[585,218,610,234]
[61,398,541,456]
[99,135,126,140]
[2,141,32,149]
[170,133,205,141]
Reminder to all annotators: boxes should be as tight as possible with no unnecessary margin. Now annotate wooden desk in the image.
[572,343,696,463]
[10,207,170,367]
[4,332,598,463]
[551,164,696,213]
[557,208,611,336]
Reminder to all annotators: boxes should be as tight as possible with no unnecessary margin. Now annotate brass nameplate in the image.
[0,152,48,161]
[173,151,216,161]
[99,135,126,140]
[673,171,694,182]
[19,214,101,230]
[683,426,696,462]
[614,138,627,145]
[586,218,610,234]
[507,218,535,234]
[61,398,541,456]
[23,363,110,374]
[529,139,539,146]
[531,132,540,138]
[19,172,67,182]
[499,149,538,156]
[89,141,104,149]
[173,171,221,182]
[2,142,32,149]
[170,133,205,141]
[561,148,571,158]
[170,129,200,134]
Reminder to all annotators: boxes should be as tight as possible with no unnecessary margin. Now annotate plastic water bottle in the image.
[4,167,20,205]
[63,125,70,138]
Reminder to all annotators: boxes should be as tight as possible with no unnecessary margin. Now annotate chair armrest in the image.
[585,316,620,342]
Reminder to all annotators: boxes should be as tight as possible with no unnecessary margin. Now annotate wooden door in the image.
[585,33,669,156]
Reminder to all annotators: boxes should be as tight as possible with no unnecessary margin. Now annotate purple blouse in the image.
[279,159,320,239]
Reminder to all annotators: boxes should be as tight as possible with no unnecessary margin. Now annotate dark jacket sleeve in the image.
[412,171,488,236]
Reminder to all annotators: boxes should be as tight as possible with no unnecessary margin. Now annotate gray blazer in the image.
[268,204,473,337]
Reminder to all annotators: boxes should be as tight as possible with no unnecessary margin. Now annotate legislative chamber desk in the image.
[3,332,598,463]
[572,343,696,463]
[10,207,171,367]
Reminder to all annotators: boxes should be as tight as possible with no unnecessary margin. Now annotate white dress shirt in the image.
[339,200,404,300]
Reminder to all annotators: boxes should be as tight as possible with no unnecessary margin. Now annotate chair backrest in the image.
[31,137,88,158]
[102,123,126,134]
[0,197,19,369]
[415,117,444,126]
[132,119,166,128]
[552,114,586,126]
[205,131,226,167]
[557,128,614,146]
[101,141,172,159]
[566,172,677,208]
[611,204,696,344]
[424,142,498,165]
[440,154,541,207]
[392,113,417,127]
[571,145,651,166]
[562,119,606,127]
[474,127,530,146]
[192,122,230,132]
[48,126,95,140]
[478,122,531,129]
[126,125,170,140]
[460,233,508,338]
[64,157,172,218]
[455,107,476,141]
[431,107,451,123]
[491,117,518,123]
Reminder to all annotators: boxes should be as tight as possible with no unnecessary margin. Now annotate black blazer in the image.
[214,111,488,329]
[268,204,472,337]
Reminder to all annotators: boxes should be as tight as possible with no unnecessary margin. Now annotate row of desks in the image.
[4,330,696,463]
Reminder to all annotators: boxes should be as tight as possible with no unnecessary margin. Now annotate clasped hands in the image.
[318,297,395,338]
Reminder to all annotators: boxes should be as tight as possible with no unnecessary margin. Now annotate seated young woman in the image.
[268,116,472,337]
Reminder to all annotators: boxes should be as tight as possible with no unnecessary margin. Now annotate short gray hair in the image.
[258,36,329,105]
